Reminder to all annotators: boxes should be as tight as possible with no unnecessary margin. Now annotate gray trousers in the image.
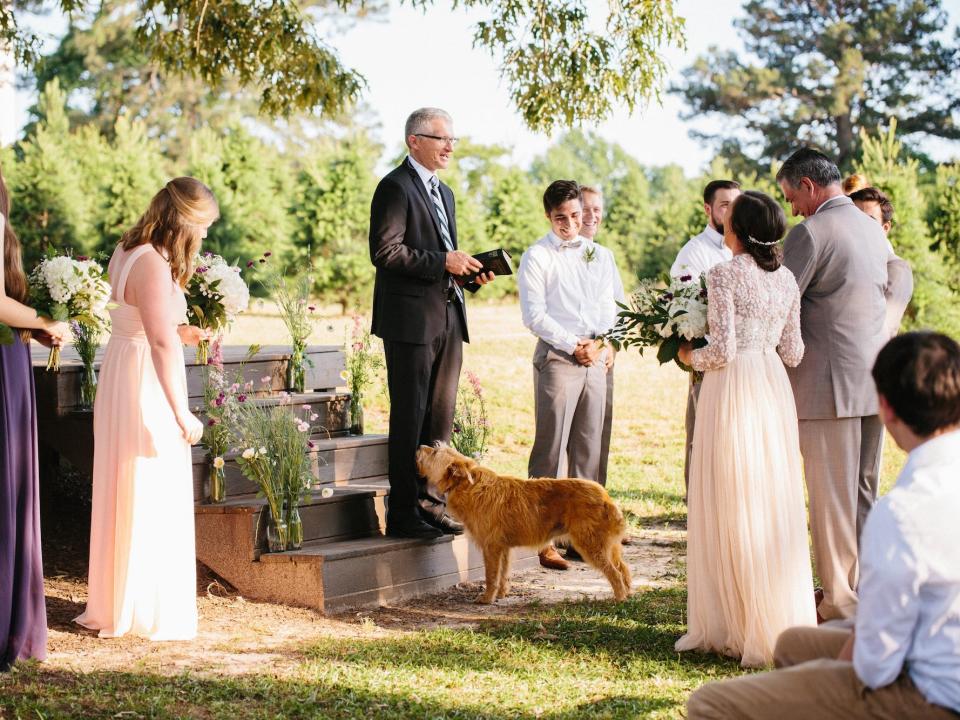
[798,415,884,620]
[597,365,614,487]
[528,340,607,482]
[683,375,702,495]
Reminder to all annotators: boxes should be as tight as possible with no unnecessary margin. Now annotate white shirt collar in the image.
[547,231,585,248]
[702,224,724,249]
[900,429,960,484]
[814,194,849,215]
[407,155,436,189]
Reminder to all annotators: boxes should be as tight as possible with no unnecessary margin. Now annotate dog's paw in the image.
[496,585,510,599]
[475,594,496,605]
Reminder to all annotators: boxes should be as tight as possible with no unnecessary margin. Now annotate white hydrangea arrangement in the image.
[604,272,709,372]
[29,254,111,371]
[186,252,251,364]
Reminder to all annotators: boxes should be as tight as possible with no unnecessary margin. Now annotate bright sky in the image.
[4,0,960,174]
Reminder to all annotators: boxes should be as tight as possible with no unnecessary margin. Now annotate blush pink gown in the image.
[75,243,197,640]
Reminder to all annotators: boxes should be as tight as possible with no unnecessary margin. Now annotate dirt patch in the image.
[40,527,683,677]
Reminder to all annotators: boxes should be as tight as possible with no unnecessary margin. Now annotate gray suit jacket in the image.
[783,195,891,420]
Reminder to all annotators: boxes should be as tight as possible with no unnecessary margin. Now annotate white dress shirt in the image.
[854,429,960,713]
[518,232,625,355]
[670,225,732,279]
[406,154,437,195]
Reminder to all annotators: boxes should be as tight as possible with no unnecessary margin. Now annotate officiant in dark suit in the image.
[369,107,494,539]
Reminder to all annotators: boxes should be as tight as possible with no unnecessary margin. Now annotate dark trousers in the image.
[382,303,463,525]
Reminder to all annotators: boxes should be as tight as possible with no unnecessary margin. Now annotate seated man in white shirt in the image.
[518,180,625,571]
[687,330,960,720]
[671,179,740,494]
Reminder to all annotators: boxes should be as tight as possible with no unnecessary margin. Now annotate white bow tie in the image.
[558,239,582,250]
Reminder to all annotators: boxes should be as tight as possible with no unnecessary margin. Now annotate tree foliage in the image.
[673,0,960,168]
[4,0,684,132]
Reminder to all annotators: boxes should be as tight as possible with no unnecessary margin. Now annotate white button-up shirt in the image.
[518,232,625,355]
[670,225,732,279]
[854,429,960,713]
[407,155,437,195]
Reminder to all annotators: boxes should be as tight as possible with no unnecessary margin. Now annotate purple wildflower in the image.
[680,274,692,282]
[207,419,218,427]
[246,261,255,268]
[237,394,247,403]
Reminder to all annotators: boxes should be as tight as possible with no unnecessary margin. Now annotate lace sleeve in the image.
[691,264,736,372]
[778,280,804,367]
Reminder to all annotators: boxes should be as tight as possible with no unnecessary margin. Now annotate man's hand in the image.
[445,251,483,276]
[604,345,616,370]
[573,338,602,366]
[837,631,855,662]
[474,271,495,286]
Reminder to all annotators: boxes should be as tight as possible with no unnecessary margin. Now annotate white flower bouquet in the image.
[604,272,708,370]
[29,253,111,371]
[186,252,251,364]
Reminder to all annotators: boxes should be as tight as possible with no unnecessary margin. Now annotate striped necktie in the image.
[429,176,463,304]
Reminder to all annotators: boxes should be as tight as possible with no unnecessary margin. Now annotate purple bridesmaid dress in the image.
[0,336,47,670]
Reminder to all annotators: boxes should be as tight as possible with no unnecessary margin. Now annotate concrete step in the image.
[192,433,388,502]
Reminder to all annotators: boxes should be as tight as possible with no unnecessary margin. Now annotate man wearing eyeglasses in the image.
[369,107,495,539]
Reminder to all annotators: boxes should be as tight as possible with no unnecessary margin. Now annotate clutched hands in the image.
[574,338,604,367]
[176,411,204,445]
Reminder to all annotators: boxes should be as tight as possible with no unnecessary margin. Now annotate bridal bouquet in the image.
[28,254,111,371]
[186,252,251,364]
[605,273,709,370]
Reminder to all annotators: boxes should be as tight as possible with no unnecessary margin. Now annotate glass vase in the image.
[349,394,364,435]
[78,361,97,410]
[208,461,226,504]
[285,503,303,550]
[288,342,306,393]
[265,505,288,553]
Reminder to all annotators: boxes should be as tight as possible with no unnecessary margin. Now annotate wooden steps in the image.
[34,343,537,613]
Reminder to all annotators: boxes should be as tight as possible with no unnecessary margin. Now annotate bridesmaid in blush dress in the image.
[0,165,70,670]
[74,178,215,641]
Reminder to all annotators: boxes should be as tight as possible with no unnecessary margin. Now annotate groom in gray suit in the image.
[777,148,909,622]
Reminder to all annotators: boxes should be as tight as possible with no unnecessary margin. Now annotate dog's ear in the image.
[445,460,474,487]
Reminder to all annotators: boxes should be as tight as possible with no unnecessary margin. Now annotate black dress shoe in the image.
[564,546,584,562]
[418,507,464,535]
[385,519,444,539]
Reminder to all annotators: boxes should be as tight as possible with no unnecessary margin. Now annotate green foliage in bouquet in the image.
[259,261,316,393]
[451,370,490,460]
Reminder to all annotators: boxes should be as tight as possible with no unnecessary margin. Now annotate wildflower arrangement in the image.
[72,320,102,409]
[199,344,247,502]
[604,272,708,370]
[186,252,251,364]
[451,370,489,460]
[343,314,383,434]
[28,253,111,371]
[231,380,318,551]
[259,259,315,393]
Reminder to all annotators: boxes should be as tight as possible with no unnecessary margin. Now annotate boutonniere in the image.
[583,246,597,264]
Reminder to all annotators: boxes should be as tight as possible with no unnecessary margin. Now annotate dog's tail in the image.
[605,501,627,539]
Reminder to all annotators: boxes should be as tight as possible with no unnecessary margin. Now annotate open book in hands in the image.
[461,248,514,291]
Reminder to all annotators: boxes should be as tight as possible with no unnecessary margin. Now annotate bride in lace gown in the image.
[675,191,816,668]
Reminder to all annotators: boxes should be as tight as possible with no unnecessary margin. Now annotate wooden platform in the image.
[34,343,536,612]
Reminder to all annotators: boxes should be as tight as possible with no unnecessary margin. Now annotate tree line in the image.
[2,79,959,338]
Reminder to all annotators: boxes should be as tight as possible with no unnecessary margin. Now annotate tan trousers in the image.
[798,416,883,620]
[688,626,958,720]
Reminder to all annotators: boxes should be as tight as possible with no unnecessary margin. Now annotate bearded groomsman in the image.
[777,148,909,621]
[369,107,494,539]
[671,180,741,493]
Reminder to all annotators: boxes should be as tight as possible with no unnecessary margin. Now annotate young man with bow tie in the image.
[517,180,625,570]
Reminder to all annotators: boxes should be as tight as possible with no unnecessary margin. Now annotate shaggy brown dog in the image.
[416,444,632,603]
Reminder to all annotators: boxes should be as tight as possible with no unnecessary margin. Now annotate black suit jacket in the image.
[369,159,469,344]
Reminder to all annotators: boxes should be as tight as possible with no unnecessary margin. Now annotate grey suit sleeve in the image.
[883,257,914,337]
[782,223,817,295]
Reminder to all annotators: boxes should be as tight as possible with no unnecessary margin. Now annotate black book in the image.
[462,248,514,291]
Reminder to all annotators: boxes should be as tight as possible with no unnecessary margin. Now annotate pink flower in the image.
[210,337,224,370]
[237,394,247,403]
[310,413,318,421]
[207,418,218,426]
[246,260,255,268]
[261,375,272,384]
[302,404,311,410]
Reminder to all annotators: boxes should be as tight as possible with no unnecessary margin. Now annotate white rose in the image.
[242,448,255,459]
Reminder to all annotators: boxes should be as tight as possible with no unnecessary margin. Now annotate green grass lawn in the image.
[0,301,907,720]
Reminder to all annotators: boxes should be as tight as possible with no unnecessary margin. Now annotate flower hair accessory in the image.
[747,235,780,246]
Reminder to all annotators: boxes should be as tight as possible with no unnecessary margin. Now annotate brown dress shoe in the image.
[538,545,569,571]
[620,535,634,546]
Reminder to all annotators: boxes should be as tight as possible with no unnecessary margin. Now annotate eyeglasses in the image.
[415,134,459,146]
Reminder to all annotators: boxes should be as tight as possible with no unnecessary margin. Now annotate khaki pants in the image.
[688,626,958,720]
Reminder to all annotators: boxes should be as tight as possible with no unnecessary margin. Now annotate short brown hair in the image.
[872,332,960,437]
[703,179,740,205]
[543,180,582,214]
[849,186,894,225]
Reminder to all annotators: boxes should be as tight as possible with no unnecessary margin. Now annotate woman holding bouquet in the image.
[0,166,70,670]
[674,191,816,667]
[75,178,215,641]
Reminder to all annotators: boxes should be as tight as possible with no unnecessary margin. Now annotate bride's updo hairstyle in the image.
[728,190,787,273]
[121,177,219,288]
